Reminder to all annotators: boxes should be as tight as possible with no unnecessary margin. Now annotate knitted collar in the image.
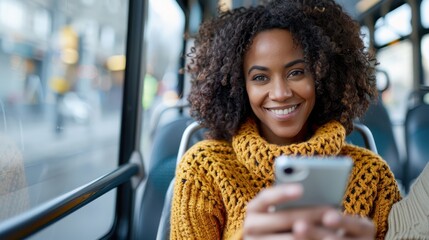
[232,119,346,180]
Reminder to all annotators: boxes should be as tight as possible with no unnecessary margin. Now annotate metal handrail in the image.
[176,121,203,166]
[0,163,139,240]
[149,100,190,138]
[353,122,378,154]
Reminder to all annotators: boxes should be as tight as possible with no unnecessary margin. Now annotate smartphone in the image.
[274,155,353,210]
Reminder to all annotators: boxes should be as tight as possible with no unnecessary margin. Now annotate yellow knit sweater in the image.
[170,119,401,239]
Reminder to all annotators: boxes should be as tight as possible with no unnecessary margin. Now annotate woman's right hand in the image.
[243,184,375,240]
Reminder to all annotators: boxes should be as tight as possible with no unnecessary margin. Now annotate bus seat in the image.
[347,69,403,186]
[156,122,377,239]
[348,122,378,154]
[156,178,174,240]
[137,115,194,240]
[347,100,404,183]
[363,101,403,182]
[156,121,204,240]
[149,100,189,139]
[404,87,429,191]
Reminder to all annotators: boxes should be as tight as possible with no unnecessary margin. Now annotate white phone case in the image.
[274,155,353,210]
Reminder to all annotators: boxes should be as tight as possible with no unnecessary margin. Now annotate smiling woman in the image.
[170,0,401,239]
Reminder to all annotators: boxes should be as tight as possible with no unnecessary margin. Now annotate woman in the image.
[170,0,401,239]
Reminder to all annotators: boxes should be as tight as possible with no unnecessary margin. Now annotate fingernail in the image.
[293,220,308,234]
[324,210,341,225]
[283,184,303,195]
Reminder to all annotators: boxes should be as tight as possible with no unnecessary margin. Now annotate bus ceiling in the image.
[175,0,408,24]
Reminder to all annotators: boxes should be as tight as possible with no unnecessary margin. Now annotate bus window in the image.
[374,4,411,47]
[377,40,413,123]
[373,3,413,124]
[422,35,429,85]
[360,26,370,50]
[0,0,128,238]
[141,0,185,162]
[422,0,429,28]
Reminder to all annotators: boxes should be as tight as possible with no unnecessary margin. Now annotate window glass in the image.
[0,0,25,30]
[360,26,370,50]
[0,0,128,238]
[423,35,429,86]
[30,191,116,240]
[140,0,185,164]
[189,2,202,36]
[422,0,429,28]
[377,40,413,123]
[374,4,411,46]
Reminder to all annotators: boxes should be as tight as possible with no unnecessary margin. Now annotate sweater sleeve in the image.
[370,160,402,240]
[385,163,429,240]
[170,147,225,240]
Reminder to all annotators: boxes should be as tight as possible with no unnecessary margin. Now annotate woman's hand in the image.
[243,184,375,240]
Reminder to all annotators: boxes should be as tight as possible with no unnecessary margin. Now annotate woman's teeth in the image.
[270,105,297,115]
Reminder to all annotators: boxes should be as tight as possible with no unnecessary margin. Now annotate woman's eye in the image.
[288,69,304,78]
[253,75,268,82]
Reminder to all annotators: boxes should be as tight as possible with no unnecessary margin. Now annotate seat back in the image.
[347,69,403,184]
[346,100,403,180]
[156,122,377,239]
[155,176,174,240]
[136,115,195,240]
[156,122,204,240]
[404,87,429,191]
[347,122,378,153]
[362,100,403,181]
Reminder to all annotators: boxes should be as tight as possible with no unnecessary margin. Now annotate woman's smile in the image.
[266,104,299,119]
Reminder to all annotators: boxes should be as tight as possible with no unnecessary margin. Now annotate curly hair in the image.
[187,0,377,141]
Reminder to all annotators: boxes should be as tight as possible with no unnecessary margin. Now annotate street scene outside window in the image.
[0,0,185,238]
[0,0,128,238]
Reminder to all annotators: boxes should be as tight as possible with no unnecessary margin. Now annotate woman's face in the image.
[244,29,315,145]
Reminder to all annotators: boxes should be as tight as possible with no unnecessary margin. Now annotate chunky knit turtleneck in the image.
[233,118,345,181]
[170,119,401,239]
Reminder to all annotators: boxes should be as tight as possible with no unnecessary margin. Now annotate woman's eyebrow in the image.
[247,59,305,75]
[247,65,268,75]
[284,59,305,69]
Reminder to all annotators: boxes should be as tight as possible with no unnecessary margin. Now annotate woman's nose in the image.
[269,79,292,101]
